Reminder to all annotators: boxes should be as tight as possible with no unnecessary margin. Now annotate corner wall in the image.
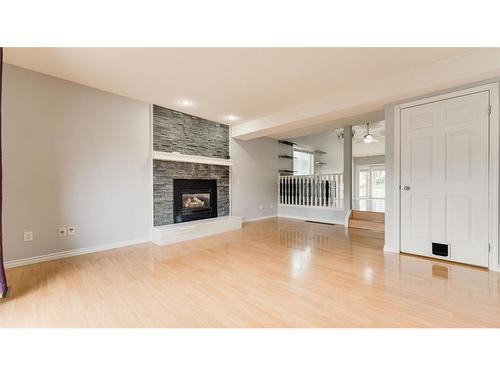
[2,65,152,262]
[231,137,280,221]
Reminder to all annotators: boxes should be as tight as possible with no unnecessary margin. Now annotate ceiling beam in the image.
[232,49,500,140]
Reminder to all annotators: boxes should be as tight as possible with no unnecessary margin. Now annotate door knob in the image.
[403,185,410,191]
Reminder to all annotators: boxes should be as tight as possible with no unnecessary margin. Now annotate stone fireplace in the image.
[173,179,218,223]
[152,105,231,227]
[151,105,241,245]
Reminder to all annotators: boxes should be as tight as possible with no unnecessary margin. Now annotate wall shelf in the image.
[153,151,233,166]
[278,139,327,155]
[278,140,296,146]
[279,155,297,159]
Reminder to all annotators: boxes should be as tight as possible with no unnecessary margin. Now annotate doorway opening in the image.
[352,121,385,213]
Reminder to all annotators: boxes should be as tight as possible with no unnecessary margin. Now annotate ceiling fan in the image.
[356,123,380,144]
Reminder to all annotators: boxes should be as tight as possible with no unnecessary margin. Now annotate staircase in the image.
[348,210,385,232]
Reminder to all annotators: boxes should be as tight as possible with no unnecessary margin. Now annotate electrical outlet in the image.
[67,226,76,236]
[58,227,67,237]
[23,231,33,242]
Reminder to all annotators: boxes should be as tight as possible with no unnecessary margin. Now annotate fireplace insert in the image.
[173,179,218,223]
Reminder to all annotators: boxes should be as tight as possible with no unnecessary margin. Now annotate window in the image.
[356,164,385,199]
[370,166,385,198]
[358,167,370,198]
[293,150,314,175]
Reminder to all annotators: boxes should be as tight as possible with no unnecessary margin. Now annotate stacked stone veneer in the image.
[153,105,229,159]
[152,105,230,226]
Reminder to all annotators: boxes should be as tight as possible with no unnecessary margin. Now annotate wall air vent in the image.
[432,243,449,257]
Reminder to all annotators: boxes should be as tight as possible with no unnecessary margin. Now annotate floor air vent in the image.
[305,221,335,225]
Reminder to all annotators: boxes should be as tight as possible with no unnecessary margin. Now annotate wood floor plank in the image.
[1,218,499,327]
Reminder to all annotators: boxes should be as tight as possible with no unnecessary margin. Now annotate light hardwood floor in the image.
[1,218,499,327]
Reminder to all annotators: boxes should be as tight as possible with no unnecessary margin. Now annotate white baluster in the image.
[278,176,283,204]
[285,176,288,205]
[293,177,299,204]
[313,175,318,206]
[288,176,291,205]
[298,176,302,206]
[310,176,313,206]
[323,175,326,206]
[329,175,331,207]
[327,174,331,207]
[318,175,322,206]
[305,176,311,206]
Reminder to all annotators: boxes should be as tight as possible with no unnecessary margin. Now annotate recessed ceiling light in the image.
[179,99,192,106]
[225,115,239,121]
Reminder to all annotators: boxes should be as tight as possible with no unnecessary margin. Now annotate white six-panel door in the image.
[400,91,490,267]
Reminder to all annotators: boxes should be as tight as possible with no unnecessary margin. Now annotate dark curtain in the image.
[0,47,7,298]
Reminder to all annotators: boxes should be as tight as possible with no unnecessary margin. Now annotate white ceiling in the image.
[4,48,473,127]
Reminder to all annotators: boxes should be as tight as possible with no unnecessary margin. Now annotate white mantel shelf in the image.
[153,151,233,166]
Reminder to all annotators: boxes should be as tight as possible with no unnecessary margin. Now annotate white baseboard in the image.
[242,214,277,223]
[489,263,500,272]
[277,214,344,226]
[4,237,151,269]
[344,209,352,227]
[383,244,399,253]
[277,204,343,211]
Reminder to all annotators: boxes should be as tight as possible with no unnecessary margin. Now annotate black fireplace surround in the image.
[173,179,218,223]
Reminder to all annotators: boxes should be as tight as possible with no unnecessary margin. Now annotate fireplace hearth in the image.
[173,179,218,223]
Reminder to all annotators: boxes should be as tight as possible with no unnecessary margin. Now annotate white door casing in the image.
[400,91,490,267]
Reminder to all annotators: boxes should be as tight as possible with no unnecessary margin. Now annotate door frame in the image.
[392,83,499,271]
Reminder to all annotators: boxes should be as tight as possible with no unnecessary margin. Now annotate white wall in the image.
[1,65,292,263]
[231,137,280,221]
[290,131,343,174]
[277,205,344,224]
[2,65,152,262]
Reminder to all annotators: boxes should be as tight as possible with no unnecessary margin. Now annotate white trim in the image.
[229,125,233,215]
[400,85,495,109]
[153,150,234,166]
[242,214,277,223]
[4,237,151,269]
[344,209,352,227]
[392,83,500,271]
[383,244,399,253]
[277,213,344,226]
[488,84,500,271]
[150,104,155,238]
[277,203,343,211]
[386,103,401,254]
